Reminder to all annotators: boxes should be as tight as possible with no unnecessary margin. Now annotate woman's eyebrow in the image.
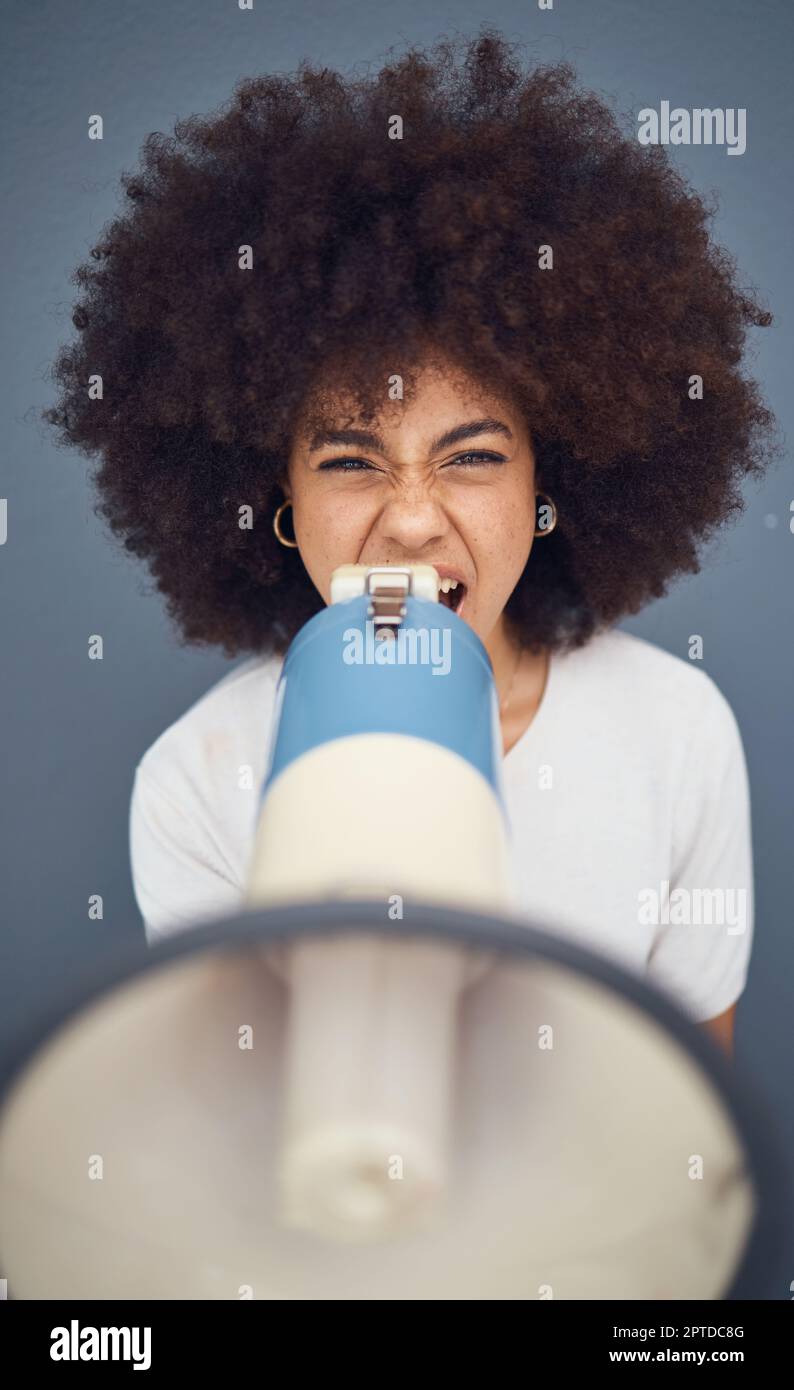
[308,417,514,454]
[430,418,514,452]
[308,426,384,452]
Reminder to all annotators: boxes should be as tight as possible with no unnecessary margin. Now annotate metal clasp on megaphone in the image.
[365,566,413,633]
[330,563,440,638]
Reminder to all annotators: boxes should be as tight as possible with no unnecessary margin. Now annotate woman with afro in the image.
[47,32,776,1057]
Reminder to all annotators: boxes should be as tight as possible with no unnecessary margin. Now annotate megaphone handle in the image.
[276,933,469,1238]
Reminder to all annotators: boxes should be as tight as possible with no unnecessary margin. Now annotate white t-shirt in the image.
[129,628,754,1024]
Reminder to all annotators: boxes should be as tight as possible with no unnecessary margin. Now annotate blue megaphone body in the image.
[245,564,518,913]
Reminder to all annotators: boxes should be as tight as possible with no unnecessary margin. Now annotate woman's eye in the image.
[318,457,374,472]
[445,452,505,467]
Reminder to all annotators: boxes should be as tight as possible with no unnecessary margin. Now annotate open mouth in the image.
[438,578,466,614]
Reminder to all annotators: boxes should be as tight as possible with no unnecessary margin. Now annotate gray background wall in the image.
[1,0,792,1288]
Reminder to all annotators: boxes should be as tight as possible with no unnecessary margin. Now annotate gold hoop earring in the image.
[534,493,558,537]
[273,499,299,548]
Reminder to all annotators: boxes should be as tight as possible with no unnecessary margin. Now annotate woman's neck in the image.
[485,616,524,701]
[485,617,550,755]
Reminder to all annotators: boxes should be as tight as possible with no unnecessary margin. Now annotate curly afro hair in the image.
[45,28,776,657]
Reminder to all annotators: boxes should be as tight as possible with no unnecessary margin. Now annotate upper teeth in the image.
[439,578,459,593]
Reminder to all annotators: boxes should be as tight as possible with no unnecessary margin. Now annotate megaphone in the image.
[0,567,787,1298]
[242,564,513,1241]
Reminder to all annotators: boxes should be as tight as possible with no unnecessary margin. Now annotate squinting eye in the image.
[317,457,374,472]
[445,452,505,467]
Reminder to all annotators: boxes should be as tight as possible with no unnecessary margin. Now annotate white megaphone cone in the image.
[243,564,515,1242]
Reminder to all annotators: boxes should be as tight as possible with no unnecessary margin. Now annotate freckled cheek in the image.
[465,491,534,564]
[294,496,373,583]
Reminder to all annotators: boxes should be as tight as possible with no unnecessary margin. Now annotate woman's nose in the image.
[374,489,451,550]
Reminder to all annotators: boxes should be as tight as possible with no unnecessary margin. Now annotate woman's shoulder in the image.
[558,628,742,741]
[134,652,284,796]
